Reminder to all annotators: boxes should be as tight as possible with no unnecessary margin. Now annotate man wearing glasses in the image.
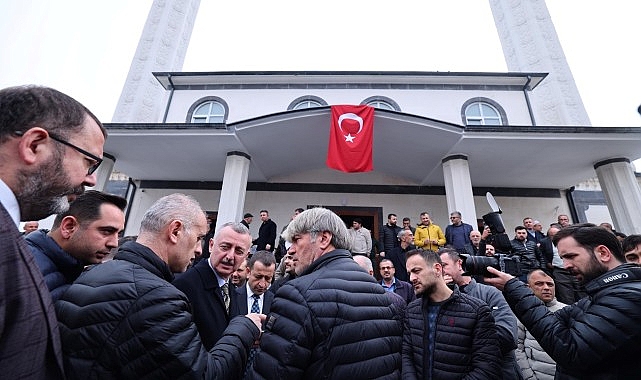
[0,85,106,379]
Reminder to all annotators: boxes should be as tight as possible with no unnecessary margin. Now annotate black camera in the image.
[461,254,522,277]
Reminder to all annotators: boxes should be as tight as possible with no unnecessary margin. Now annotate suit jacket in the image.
[254,219,277,252]
[0,202,65,379]
[173,259,239,351]
[230,285,274,317]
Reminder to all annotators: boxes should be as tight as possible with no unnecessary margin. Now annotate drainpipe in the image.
[162,74,175,123]
[523,75,536,126]
[565,186,580,223]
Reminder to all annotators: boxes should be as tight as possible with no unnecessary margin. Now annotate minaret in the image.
[111,0,201,123]
[489,0,591,126]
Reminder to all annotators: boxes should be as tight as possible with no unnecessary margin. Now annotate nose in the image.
[106,234,118,249]
[83,172,97,187]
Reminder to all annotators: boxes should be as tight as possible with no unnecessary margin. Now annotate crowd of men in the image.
[3,85,641,379]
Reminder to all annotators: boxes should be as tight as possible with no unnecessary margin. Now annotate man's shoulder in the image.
[173,260,212,289]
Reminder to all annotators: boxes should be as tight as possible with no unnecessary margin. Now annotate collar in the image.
[245,283,262,300]
[207,258,228,288]
[0,178,20,226]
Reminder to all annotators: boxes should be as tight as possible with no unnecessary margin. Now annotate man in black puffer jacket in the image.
[249,207,403,380]
[486,223,641,379]
[402,249,501,379]
[56,194,262,380]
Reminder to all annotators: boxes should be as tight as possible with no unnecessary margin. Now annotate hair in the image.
[352,217,363,225]
[397,229,412,239]
[552,223,624,262]
[282,207,351,250]
[139,193,204,235]
[214,221,251,239]
[450,211,461,218]
[0,85,105,143]
[526,268,553,283]
[387,213,397,219]
[420,212,430,218]
[294,208,305,214]
[514,225,527,232]
[622,234,641,253]
[379,258,394,269]
[260,209,269,215]
[248,250,276,270]
[402,217,411,223]
[438,247,460,262]
[549,223,563,229]
[354,255,374,272]
[406,248,442,266]
[52,190,126,229]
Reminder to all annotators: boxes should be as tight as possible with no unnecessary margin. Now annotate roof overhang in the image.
[153,70,547,91]
[104,108,641,189]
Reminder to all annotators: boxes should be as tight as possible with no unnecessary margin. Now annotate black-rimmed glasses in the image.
[14,130,102,175]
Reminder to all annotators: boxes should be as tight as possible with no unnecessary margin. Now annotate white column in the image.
[112,0,201,123]
[442,155,478,228]
[88,154,115,191]
[215,152,251,231]
[594,158,641,235]
[489,0,590,126]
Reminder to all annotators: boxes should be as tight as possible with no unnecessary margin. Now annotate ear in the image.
[433,262,442,277]
[594,244,614,264]
[316,231,332,250]
[245,265,251,275]
[168,220,183,244]
[59,216,80,239]
[16,128,52,165]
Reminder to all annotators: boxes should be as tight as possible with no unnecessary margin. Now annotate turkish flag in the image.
[326,105,374,173]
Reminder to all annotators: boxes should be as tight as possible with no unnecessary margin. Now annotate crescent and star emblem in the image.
[337,113,363,143]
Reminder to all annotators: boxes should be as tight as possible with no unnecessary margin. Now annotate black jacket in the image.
[502,264,641,379]
[379,223,402,253]
[250,249,403,380]
[253,219,277,252]
[402,289,502,379]
[55,241,260,380]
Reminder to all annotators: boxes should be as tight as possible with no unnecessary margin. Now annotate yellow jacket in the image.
[413,223,445,251]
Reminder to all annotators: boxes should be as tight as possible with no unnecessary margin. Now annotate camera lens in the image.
[461,255,497,277]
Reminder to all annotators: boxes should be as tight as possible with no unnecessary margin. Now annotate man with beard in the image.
[0,85,105,379]
[403,249,501,379]
[485,223,641,379]
[26,190,126,301]
[174,221,253,351]
[379,213,402,258]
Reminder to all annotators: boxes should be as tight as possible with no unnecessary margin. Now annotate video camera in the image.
[461,193,520,277]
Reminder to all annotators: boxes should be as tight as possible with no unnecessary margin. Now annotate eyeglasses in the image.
[15,130,102,175]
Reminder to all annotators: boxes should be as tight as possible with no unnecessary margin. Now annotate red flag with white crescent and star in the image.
[326,105,374,173]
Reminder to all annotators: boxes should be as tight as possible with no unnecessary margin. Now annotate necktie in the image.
[245,294,262,377]
[221,283,230,314]
[251,294,260,313]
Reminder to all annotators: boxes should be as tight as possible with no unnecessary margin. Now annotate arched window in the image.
[288,95,327,110]
[187,97,229,123]
[361,96,401,112]
[461,97,507,126]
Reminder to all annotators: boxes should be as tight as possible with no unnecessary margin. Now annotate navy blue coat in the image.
[26,230,84,302]
[250,249,403,380]
[402,289,501,379]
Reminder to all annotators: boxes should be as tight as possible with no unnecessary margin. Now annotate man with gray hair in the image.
[249,207,403,380]
[56,194,262,379]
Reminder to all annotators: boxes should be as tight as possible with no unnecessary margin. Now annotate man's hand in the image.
[245,313,266,333]
[482,267,515,291]
[266,244,271,250]
[379,251,385,257]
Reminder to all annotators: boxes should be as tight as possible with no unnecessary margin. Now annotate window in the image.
[361,96,401,112]
[288,95,327,111]
[186,97,229,124]
[461,98,507,126]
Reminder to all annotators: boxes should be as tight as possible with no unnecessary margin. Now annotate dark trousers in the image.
[552,267,587,304]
